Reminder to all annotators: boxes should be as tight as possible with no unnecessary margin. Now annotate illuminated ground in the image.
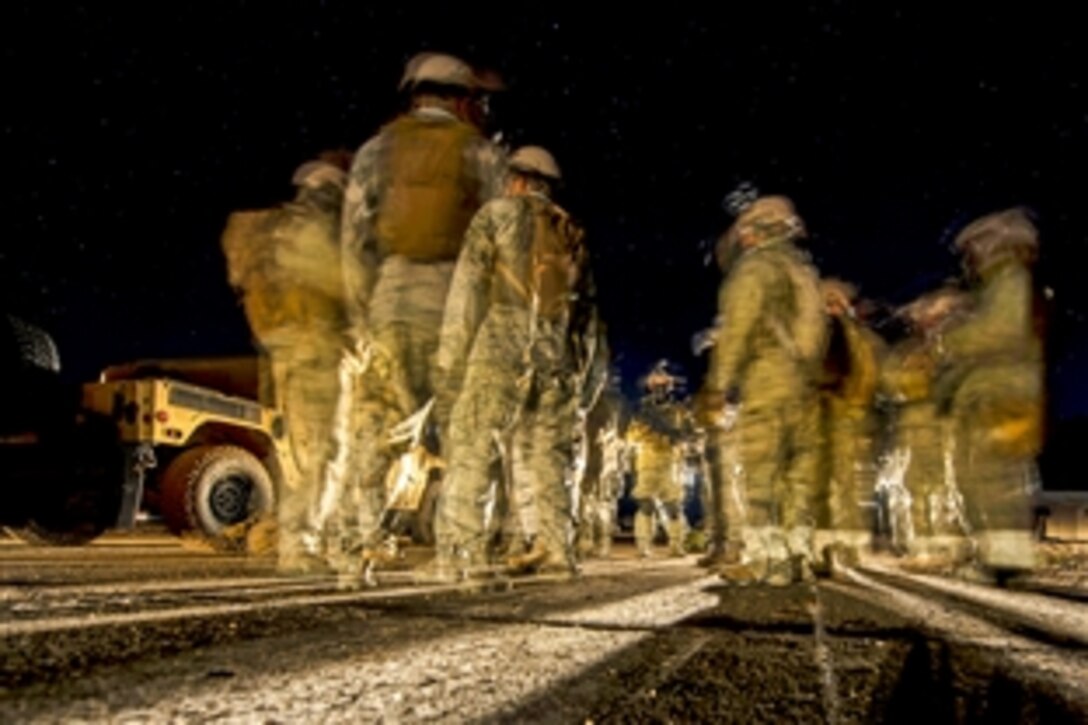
[1,530,1086,722]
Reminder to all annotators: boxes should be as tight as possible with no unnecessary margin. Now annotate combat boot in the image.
[506,538,550,574]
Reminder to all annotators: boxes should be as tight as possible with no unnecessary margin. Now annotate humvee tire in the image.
[158,444,275,551]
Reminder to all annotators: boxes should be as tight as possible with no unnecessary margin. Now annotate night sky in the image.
[4,7,1087,447]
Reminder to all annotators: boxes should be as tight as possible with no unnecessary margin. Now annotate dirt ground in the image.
[1,531,1086,722]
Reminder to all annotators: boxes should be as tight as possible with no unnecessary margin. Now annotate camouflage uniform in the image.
[815,288,884,566]
[700,196,828,585]
[426,181,593,579]
[936,209,1043,575]
[696,399,746,567]
[334,104,506,573]
[571,329,614,559]
[627,380,689,558]
[879,332,964,558]
[584,415,626,558]
[221,158,349,573]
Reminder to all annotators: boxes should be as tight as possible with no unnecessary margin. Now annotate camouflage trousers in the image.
[896,403,960,540]
[703,427,746,557]
[315,337,414,574]
[731,394,821,573]
[577,471,620,557]
[265,336,342,571]
[632,463,686,556]
[819,403,877,535]
[436,363,577,567]
[324,262,453,573]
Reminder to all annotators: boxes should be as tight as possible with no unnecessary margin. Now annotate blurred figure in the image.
[573,345,619,560]
[935,208,1044,581]
[419,146,594,582]
[813,278,885,575]
[585,411,628,558]
[697,190,828,586]
[332,52,507,583]
[878,286,970,565]
[627,361,690,558]
[220,151,352,574]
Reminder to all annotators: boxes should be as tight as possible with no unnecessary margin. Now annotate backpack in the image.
[526,196,586,322]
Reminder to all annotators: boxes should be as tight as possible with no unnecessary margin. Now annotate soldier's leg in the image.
[724,406,792,584]
[710,428,747,564]
[505,423,543,568]
[633,498,656,558]
[596,495,615,557]
[521,389,578,573]
[661,499,687,556]
[326,393,398,581]
[269,350,310,572]
[427,366,519,578]
[819,409,871,572]
[270,339,338,568]
[782,398,821,580]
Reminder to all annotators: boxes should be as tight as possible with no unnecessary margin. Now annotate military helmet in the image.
[291,159,347,189]
[726,193,806,246]
[953,207,1039,271]
[821,278,857,313]
[399,52,504,93]
[509,145,562,180]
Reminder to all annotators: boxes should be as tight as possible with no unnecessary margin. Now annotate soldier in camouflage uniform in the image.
[813,279,884,575]
[627,362,690,558]
[419,146,594,581]
[332,53,507,581]
[879,287,970,564]
[696,192,829,586]
[935,208,1044,579]
[220,151,352,574]
[584,411,627,558]
[572,328,615,560]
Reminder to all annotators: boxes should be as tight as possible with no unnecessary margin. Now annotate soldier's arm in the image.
[340,137,382,338]
[939,265,1031,362]
[704,255,768,399]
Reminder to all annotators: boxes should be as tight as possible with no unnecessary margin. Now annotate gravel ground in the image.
[2,533,1086,723]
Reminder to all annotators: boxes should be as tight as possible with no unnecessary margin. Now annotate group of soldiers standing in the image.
[221,49,1046,590]
[223,51,611,586]
[690,193,1044,586]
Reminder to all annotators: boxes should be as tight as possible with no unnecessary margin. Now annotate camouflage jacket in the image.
[434,192,596,396]
[703,238,826,405]
[935,258,1043,409]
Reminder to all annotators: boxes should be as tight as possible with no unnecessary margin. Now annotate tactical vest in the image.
[374,114,482,262]
[491,196,586,322]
